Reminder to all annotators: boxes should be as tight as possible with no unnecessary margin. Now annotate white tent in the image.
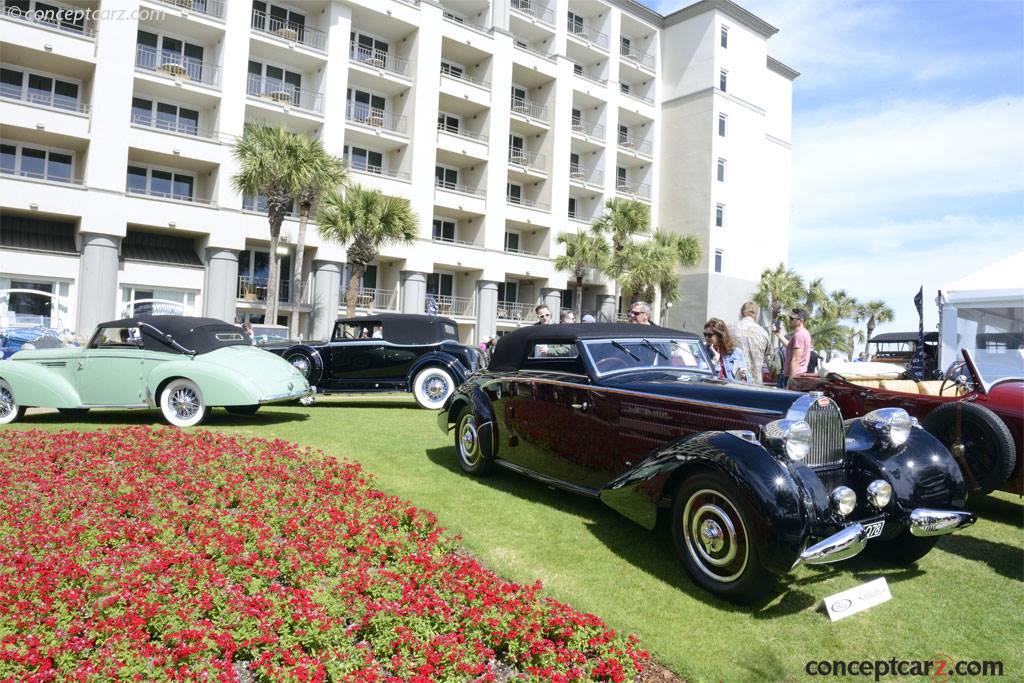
[938,251,1024,376]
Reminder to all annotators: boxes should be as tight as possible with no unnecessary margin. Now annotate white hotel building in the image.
[0,0,795,343]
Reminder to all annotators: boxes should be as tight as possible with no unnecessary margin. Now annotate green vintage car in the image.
[0,316,312,427]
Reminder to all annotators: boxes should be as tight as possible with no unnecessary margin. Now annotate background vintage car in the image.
[274,313,482,409]
[0,316,311,427]
[439,323,976,603]
[789,349,1023,495]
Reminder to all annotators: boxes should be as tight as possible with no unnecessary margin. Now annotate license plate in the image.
[864,521,885,539]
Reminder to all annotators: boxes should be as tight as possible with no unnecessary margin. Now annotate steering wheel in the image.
[940,360,973,396]
[596,357,629,373]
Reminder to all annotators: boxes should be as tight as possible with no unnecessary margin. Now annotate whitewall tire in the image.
[0,379,25,425]
[412,367,455,409]
[160,378,207,427]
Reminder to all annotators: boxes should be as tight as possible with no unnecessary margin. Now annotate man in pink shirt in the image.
[781,307,812,388]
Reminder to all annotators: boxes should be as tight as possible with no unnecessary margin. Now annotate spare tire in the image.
[923,401,1016,495]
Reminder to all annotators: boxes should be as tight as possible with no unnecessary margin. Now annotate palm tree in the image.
[820,288,860,322]
[858,299,895,358]
[232,124,309,325]
[803,277,827,317]
[554,229,609,320]
[844,328,866,361]
[615,241,663,304]
[288,136,347,339]
[806,317,850,358]
[651,229,701,321]
[316,185,418,316]
[592,198,650,309]
[754,263,804,327]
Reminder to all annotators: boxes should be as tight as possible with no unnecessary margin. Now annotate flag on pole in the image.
[908,286,926,380]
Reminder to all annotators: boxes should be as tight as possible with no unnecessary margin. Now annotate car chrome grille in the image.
[804,398,845,469]
[916,472,949,506]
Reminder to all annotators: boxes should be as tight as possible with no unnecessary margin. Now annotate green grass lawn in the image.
[4,397,1023,682]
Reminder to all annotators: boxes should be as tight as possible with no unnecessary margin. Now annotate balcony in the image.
[131,111,217,140]
[127,183,214,205]
[508,149,545,171]
[428,294,476,318]
[349,42,410,78]
[621,88,655,105]
[1,166,83,186]
[0,83,88,114]
[441,67,490,90]
[567,23,609,50]
[436,120,488,143]
[620,46,655,71]
[247,75,323,114]
[504,243,542,256]
[345,103,407,135]
[574,70,607,87]
[250,9,327,52]
[506,195,549,211]
[616,180,651,200]
[443,10,488,32]
[135,45,221,88]
[154,0,225,20]
[238,276,290,303]
[571,117,604,139]
[569,165,603,186]
[496,301,536,322]
[510,96,548,122]
[349,287,398,311]
[350,163,410,182]
[511,0,554,27]
[1,1,95,37]
[618,135,653,156]
[435,177,486,197]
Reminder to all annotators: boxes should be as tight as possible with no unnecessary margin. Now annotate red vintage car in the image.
[789,350,1022,496]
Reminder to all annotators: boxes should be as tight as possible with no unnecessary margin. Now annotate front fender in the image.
[600,431,808,575]
[146,361,262,407]
[409,352,468,390]
[0,361,80,408]
[442,384,498,460]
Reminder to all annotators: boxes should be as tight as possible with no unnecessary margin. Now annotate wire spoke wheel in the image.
[160,379,206,428]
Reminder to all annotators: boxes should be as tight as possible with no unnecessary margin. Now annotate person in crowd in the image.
[776,308,812,388]
[703,318,750,382]
[478,335,491,352]
[627,301,654,325]
[560,310,576,324]
[856,351,868,362]
[241,322,255,345]
[582,314,596,323]
[534,304,552,324]
[731,301,771,385]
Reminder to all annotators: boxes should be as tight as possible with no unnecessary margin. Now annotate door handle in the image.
[76,361,84,371]
[571,401,590,412]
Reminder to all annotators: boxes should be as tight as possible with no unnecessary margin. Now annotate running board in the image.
[493,459,601,498]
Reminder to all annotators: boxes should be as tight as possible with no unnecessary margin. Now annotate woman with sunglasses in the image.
[703,317,750,383]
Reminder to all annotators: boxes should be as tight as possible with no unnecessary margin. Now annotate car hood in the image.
[600,372,801,417]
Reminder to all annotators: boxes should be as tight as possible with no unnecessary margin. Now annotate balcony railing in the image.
[127,183,214,205]
[349,163,411,182]
[349,287,398,311]
[435,177,486,197]
[247,75,323,113]
[238,276,290,303]
[242,194,296,216]
[496,301,536,322]
[428,294,476,318]
[510,97,548,121]
[570,118,604,139]
[508,149,545,171]
[437,121,488,143]
[345,103,407,134]
[574,71,607,86]
[1,166,83,185]
[618,135,653,156]
[567,23,609,49]
[507,195,549,211]
[504,243,542,256]
[440,67,490,89]
[615,180,651,199]
[511,0,554,27]
[568,208,599,223]
[514,41,554,61]
[131,112,217,139]
[250,9,327,51]
[0,84,88,114]
[620,46,655,70]
[621,88,655,105]
[1,2,95,37]
[569,166,603,186]
[155,0,225,20]
[135,45,221,88]
[443,10,488,32]
[349,43,410,77]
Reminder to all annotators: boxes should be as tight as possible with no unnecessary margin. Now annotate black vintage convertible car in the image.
[439,324,977,602]
[276,314,482,409]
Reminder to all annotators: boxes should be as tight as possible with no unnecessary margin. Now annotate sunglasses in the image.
[703,332,715,339]
[628,310,645,317]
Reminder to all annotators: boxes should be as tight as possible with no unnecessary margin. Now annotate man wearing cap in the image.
[779,308,812,388]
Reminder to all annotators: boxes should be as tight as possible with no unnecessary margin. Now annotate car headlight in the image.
[867,480,892,509]
[831,486,857,517]
[863,408,913,448]
[764,419,812,461]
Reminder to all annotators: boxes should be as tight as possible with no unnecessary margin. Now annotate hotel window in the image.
[620,35,631,57]
[435,166,459,190]
[568,197,577,219]
[718,113,727,137]
[616,166,627,189]
[715,204,724,227]
[247,60,302,100]
[437,112,460,134]
[350,31,389,66]
[137,31,207,82]
[620,82,631,95]
[618,124,629,144]
[432,218,456,242]
[561,289,574,311]
[714,250,723,273]
[498,281,518,303]
[508,134,526,163]
[344,145,383,174]
[126,165,194,200]
[506,183,523,204]
[440,60,464,79]
[131,97,199,135]
[251,2,306,33]
[504,231,521,253]
[569,152,581,177]
[0,68,80,110]
[567,11,584,35]
[347,88,386,124]
[719,69,728,92]
[721,26,729,48]
[573,63,584,76]
[717,158,726,182]
[427,273,453,298]
[1,143,73,182]
[443,10,465,24]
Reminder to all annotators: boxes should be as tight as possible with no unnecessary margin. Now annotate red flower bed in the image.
[0,427,648,682]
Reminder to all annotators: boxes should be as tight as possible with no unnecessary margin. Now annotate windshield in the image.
[972,348,1024,383]
[582,338,711,377]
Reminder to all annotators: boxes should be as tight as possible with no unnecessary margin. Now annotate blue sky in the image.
[647,0,1024,333]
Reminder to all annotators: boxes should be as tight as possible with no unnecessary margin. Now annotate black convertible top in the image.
[489,323,699,371]
[333,313,460,345]
[93,316,248,354]
[870,332,939,344]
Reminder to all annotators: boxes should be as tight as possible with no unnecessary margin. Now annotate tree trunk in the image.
[345,262,365,317]
[575,276,584,320]
[265,214,284,325]
[865,318,875,359]
[290,204,310,340]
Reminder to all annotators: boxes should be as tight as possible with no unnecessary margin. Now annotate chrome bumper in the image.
[259,386,314,405]
[908,508,977,537]
[794,524,867,568]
